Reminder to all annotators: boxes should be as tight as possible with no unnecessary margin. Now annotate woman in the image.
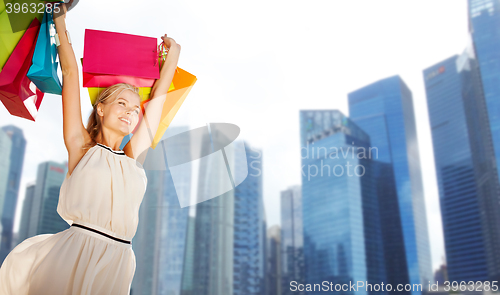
[0,2,180,294]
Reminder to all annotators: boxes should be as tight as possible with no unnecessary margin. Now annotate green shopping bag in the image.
[0,0,43,70]
[0,0,12,14]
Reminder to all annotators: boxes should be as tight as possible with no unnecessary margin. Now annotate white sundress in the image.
[0,143,147,294]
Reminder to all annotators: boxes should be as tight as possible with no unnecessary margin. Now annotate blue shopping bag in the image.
[27,10,62,95]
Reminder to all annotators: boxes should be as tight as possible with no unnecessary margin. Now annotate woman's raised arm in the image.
[123,35,181,161]
[54,2,91,175]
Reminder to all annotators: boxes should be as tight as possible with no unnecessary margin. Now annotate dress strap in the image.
[96,143,126,155]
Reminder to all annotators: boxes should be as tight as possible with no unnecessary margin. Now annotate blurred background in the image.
[1,0,499,294]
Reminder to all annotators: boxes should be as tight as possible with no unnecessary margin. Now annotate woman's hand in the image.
[160,34,181,51]
[123,33,181,160]
[53,0,76,23]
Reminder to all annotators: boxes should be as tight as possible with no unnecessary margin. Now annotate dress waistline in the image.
[72,223,131,244]
[69,220,132,245]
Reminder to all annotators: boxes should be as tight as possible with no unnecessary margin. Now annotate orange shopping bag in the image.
[87,66,196,149]
[149,66,197,148]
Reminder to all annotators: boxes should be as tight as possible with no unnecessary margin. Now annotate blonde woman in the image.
[0,2,179,294]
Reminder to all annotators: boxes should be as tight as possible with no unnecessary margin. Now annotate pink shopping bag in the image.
[83,29,160,80]
[82,71,155,88]
[0,17,44,121]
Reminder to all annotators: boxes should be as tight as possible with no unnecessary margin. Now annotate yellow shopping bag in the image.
[88,86,158,106]
[87,67,196,149]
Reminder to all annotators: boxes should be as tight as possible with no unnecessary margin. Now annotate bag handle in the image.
[156,41,179,74]
[157,41,168,69]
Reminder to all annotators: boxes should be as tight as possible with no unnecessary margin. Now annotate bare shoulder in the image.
[123,137,149,165]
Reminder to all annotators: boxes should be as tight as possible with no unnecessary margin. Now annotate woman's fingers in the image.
[159,34,181,51]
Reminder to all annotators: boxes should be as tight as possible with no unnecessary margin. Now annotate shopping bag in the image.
[83,71,156,88]
[0,0,43,70]
[82,54,174,104]
[0,17,44,121]
[149,67,197,149]
[83,29,160,79]
[0,0,11,13]
[88,86,153,106]
[147,42,197,148]
[27,10,62,95]
[86,67,195,149]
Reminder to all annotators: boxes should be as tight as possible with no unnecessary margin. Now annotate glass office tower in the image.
[299,110,386,295]
[0,129,11,262]
[0,126,26,263]
[281,185,304,295]
[468,0,500,177]
[424,51,500,282]
[468,0,500,282]
[132,126,191,295]
[0,129,11,228]
[232,143,265,295]
[348,77,432,294]
[188,139,265,295]
[17,183,35,244]
[266,225,281,295]
[28,161,68,237]
[180,216,196,295]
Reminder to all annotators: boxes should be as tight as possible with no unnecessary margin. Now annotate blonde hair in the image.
[84,83,140,150]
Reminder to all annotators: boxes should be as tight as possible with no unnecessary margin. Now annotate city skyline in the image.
[0,1,474,273]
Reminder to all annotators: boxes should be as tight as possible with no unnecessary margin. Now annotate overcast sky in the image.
[0,0,471,271]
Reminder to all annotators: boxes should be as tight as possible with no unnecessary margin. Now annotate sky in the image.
[0,0,471,271]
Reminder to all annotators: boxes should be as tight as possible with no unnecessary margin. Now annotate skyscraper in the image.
[299,110,387,295]
[17,182,35,244]
[266,225,281,295]
[467,0,500,282]
[132,126,191,295]
[468,0,500,178]
[348,77,432,293]
[0,129,11,260]
[188,140,265,295]
[26,161,68,238]
[424,50,500,282]
[280,185,304,295]
[233,144,265,295]
[180,216,196,295]
[0,125,26,263]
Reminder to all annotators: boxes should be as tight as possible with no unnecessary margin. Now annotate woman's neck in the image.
[96,131,124,151]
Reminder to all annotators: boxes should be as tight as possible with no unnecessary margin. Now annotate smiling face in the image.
[97,89,142,136]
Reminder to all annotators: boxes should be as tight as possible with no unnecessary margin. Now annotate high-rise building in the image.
[0,126,25,263]
[424,51,500,282]
[280,185,304,295]
[266,225,281,295]
[0,129,11,262]
[188,140,265,295]
[467,0,500,282]
[468,0,500,178]
[180,216,196,295]
[348,76,433,293]
[17,182,35,244]
[233,143,265,295]
[26,161,68,238]
[0,129,11,220]
[299,110,387,295]
[132,126,191,295]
